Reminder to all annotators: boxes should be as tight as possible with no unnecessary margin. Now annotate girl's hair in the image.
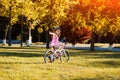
[54,26,60,31]
[54,27,61,37]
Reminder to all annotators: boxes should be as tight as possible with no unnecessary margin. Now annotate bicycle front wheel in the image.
[44,50,54,63]
[60,50,70,63]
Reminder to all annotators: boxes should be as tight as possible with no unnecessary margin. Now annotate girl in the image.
[49,27,65,62]
[49,27,62,51]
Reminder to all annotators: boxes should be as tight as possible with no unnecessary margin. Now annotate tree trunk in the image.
[98,35,101,43]
[8,1,12,46]
[38,33,41,42]
[46,30,50,49]
[20,23,23,47]
[8,25,12,46]
[26,28,32,46]
[90,32,95,51]
[108,34,114,51]
[3,25,9,45]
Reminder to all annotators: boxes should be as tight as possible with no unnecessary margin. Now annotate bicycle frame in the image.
[44,45,70,63]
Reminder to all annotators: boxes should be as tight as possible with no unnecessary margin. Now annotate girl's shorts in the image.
[51,43,58,47]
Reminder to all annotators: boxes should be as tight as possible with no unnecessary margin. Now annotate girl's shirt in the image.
[51,34,59,44]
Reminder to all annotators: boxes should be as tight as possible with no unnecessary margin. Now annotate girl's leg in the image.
[48,46,55,62]
[51,46,55,52]
[58,42,65,50]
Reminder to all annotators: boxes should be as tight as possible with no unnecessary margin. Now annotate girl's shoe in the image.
[48,54,54,63]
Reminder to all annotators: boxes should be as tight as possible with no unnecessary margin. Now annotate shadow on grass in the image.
[0,52,44,57]
[100,61,120,67]
[0,62,44,64]
[72,77,118,80]
[0,46,44,50]
[70,50,120,59]
[90,60,120,68]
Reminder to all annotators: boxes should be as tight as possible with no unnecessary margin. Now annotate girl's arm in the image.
[49,32,55,35]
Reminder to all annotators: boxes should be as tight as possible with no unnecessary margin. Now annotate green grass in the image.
[0,47,120,80]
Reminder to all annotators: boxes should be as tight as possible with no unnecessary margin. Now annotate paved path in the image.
[25,44,120,52]
[0,43,120,52]
[72,46,120,52]
[65,44,120,52]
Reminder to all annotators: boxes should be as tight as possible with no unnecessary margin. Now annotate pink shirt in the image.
[51,35,59,46]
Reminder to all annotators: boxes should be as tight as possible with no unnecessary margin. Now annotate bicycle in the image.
[44,48,70,63]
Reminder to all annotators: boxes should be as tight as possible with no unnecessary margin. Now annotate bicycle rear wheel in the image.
[60,50,70,63]
[44,50,54,63]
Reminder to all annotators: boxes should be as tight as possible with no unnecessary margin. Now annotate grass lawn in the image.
[0,47,120,80]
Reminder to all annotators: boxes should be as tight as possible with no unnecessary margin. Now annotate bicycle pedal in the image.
[56,57,59,59]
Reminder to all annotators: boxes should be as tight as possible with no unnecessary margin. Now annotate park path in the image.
[65,44,120,52]
[2,43,119,52]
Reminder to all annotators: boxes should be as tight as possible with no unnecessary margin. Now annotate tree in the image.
[63,0,120,51]
[33,0,71,48]
[16,0,39,46]
[69,0,120,51]
[98,0,120,50]
[0,16,10,45]
[60,23,91,46]
[0,0,40,46]
[0,0,15,45]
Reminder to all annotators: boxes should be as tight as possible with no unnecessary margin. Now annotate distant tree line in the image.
[0,20,120,44]
[0,0,120,51]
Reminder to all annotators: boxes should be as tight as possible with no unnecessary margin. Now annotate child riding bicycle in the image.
[49,26,65,62]
[49,26,65,51]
